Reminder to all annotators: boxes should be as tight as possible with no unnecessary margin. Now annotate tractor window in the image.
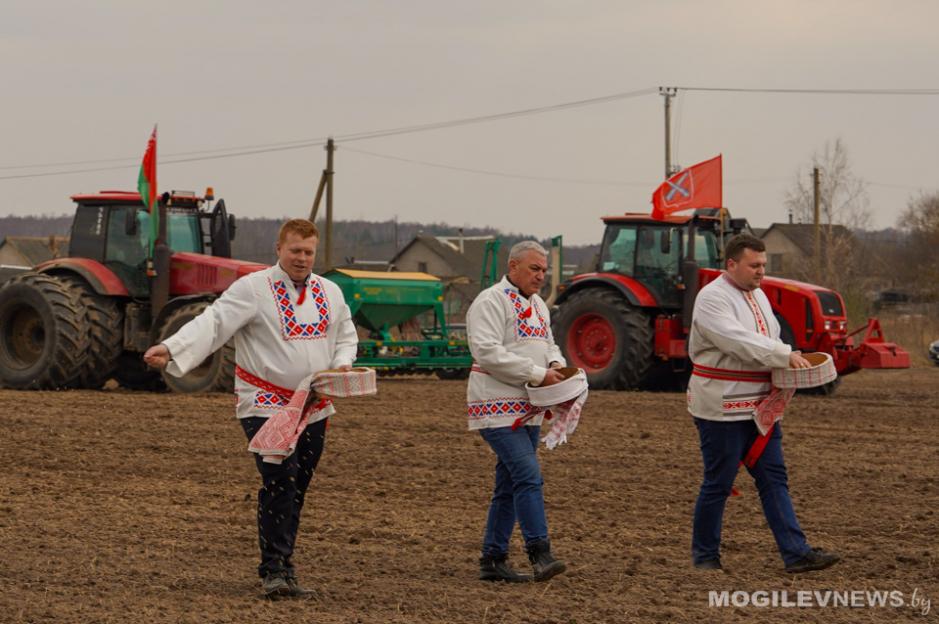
[599,225,637,274]
[635,227,681,307]
[635,227,680,276]
[105,206,148,268]
[166,211,202,253]
[694,230,720,269]
[134,210,203,253]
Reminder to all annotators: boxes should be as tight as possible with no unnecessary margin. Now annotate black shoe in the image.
[694,558,723,570]
[526,539,567,582]
[261,572,291,598]
[785,548,841,573]
[479,554,532,583]
[285,575,318,598]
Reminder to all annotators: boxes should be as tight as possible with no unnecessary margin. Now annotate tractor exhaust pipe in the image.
[681,220,699,332]
[150,195,171,321]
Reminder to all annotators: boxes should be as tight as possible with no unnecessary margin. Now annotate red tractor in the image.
[0,189,267,392]
[552,210,910,393]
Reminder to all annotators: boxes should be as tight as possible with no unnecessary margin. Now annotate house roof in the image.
[760,223,852,256]
[390,234,508,281]
[0,236,69,266]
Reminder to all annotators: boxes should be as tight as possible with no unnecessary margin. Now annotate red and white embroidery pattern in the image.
[722,398,762,413]
[270,277,330,340]
[504,289,548,340]
[743,291,769,337]
[467,398,535,420]
[255,390,291,409]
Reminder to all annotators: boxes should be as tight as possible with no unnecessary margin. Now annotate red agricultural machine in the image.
[552,209,910,393]
[0,189,266,392]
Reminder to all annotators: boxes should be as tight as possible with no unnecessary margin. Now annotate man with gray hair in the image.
[465,240,567,583]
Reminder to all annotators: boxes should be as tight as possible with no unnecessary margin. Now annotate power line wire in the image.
[343,146,654,187]
[0,140,331,180]
[674,86,939,95]
[1,87,658,173]
[0,135,334,171]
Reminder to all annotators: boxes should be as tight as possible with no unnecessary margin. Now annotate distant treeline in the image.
[0,215,599,271]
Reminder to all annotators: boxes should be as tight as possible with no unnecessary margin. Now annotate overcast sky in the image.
[2,1,937,245]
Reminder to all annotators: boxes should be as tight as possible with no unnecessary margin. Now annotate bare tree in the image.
[784,138,872,230]
[781,139,877,304]
[896,191,939,298]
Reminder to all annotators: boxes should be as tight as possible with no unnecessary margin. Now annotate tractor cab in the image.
[595,210,745,308]
[68,189,235,297]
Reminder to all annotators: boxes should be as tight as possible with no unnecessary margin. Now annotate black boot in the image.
[526,539,567,582]
[479,554,532,583]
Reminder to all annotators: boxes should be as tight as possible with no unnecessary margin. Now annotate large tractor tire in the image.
[157,301,235,393]
[58,276,124,389]
[553,288,654,390]
[0,273,89,389]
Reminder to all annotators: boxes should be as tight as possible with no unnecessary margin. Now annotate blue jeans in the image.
[692,418,811,566]
[479,425,549,557]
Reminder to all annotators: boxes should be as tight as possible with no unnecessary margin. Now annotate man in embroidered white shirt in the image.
[466,241,567,583]
[144,219,358,598]
[688,234,840,574]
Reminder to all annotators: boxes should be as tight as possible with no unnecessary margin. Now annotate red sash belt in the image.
[692,363,771,383]
[691,363,775,489]
[235,366,331,412]
[470,364,489,375]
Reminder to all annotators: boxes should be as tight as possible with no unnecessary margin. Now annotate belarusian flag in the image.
[137,126,158,253]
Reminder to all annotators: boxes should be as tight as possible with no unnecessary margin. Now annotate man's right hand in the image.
[143,344,171,370]
[539,368,565,387]
[789,351,811,369]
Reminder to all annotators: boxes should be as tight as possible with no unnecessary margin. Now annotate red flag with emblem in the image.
[650,155,722,220]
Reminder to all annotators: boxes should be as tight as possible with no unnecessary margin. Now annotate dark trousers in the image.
[240,417,327,578]
[692,418,810,566]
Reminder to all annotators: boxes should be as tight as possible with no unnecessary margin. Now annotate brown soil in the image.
[1,368,937,623]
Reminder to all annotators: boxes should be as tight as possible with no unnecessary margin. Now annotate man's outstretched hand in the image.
[143,344,170,369]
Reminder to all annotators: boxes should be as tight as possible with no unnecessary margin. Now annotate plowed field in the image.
[1,368,937,623]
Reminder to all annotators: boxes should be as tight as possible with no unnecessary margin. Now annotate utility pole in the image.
[813,166,821,282]
[393,214,399,254]
[308,138,336,270]
[660,87,678,178]
[325,138,335,270]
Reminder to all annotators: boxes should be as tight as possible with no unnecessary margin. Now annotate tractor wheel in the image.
[800,377,842,396]
[58,276,124,389]
[0,273,89,389]
[157,301,235,393]
[553,288,654,390]
[435,367,470,380]
[113,351,166,392]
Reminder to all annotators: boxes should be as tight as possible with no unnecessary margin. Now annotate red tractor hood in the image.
[170,252,267,296]
[698,268,827,298]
